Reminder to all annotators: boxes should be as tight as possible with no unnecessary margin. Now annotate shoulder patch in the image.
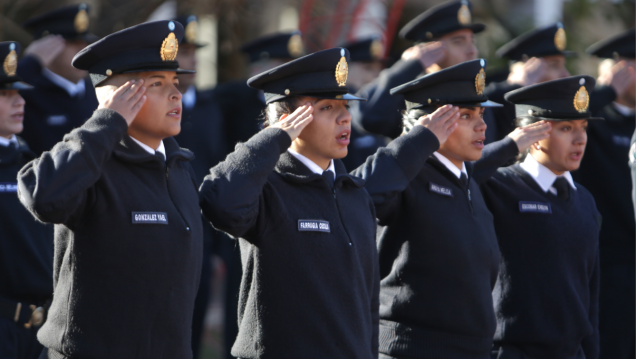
[519,201,551,214]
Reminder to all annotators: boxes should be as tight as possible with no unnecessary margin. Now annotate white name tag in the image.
[0,182,17,193]
[298,220,330,233]
[429,182,453,197]
[132,212,168,224]
[612,135,631,147]
[519,201,552,214]
[46,115,68,126]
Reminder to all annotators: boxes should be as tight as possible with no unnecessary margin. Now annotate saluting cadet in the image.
[483,23,574,141]
[0,42,53,359]
[577,28,636,359]
[171,15,228,358]
[350,0,487,140]
[17,21,203,358]
[351,59,534,359]
[481,75,602,359]
[199,48,380,359]
[17,4,99,155]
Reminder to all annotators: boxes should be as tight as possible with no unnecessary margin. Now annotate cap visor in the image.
[479,100,503,107]
[1,81,32,90]
[525,115,604,121]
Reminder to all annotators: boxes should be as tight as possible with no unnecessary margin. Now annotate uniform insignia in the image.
[370,38,384,60]
[132,212,169,224]
[287,32,304,58]
[519,201,552,214]
[573,86,589,113]
[161,32,179,61]
[554,27,566,51]
[475,68,485,95]
[185,20,198,44]
[429,182,453,197]
[0,182,18,193]
[74,7,89,33]
[3,45,17,77]
[298,219,330,233]
[335,49,348,87]
[457,2,471,25]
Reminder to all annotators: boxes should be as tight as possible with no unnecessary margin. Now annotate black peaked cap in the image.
[504,75,603,121]
[496,22,576,60]
[586,28,635,59]
[0,42,31,90]
[390,59,501,111]
[341,36,385,62]
[23,3,98,42]
[399,0,485,42]
[174,15,207,48]
[241,31,305,63]
[72,20,195,86]
[247,48,365,104]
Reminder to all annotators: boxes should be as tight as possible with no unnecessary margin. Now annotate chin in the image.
[331,147,348,160]
[466,150,483,162]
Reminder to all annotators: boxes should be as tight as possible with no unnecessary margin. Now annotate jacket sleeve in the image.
[351,126,439,225]
[589,85,617,115]
[199,127,291,241]
[582,244,600,359]
[351,59,423,139]
[471,136,519,185]
[371,236,380,359]
[17,109,128,226]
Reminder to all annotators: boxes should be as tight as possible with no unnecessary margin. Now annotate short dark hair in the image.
[262,97,301,128]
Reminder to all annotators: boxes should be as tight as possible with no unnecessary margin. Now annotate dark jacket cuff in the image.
[386,125,440,172]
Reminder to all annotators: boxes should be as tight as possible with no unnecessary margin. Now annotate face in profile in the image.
[538,55,570,83]
[0,89,25,138]
[437,29,478,69]
[438,106,486,163]
[532,119,587,173]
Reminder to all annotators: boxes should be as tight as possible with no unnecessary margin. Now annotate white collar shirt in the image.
[130,136,166,161]
[42,68,85,97]
[432,151,467,179]
[0,135,18,147]
[613,102,635,117]
[287,148,336,180]
[519,153,576,195]
[182,85,196,110]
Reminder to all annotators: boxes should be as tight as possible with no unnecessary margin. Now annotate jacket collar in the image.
[0,136,34,165]
[427,155,474,187]
[275,151,365,189]
[112,136,194,167]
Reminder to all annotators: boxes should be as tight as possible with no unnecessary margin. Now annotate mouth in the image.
[10,112,24,121]
[472,137,486,149]
[569,151,583,161]
[167,108,181,117]
[336,129,351,145]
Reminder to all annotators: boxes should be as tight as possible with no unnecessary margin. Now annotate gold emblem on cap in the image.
[458,4,471,25]
[185,21,198,44]
[161,32,179,61]
[3,50,17,77]
[573,86,589,113]
[554,28,566,51]
[370,39,384,60]
[287,33,304,58]
[74,9,89,33]
[335,53,348,87]
[475,68,486,95]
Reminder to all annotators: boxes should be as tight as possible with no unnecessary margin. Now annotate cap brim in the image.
[1,81,32,90]
[562,50,578,58]
[479,100,503,107]
[524,115,604,121]
[465,23,486,35]
[266,92,366,104]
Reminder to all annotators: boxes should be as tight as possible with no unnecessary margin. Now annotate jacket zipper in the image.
[331,186,353,246]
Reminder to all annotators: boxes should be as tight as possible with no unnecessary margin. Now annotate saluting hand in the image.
[507,57,547,87]
[507,120,551,152]
[272,103,314,141]
[415,105,459,146]
[402,42,446,70]
[23,35,66,68]
[597,60,636,97]
[97,80,147,126]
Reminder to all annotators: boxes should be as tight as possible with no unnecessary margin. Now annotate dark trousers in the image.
[0,317,43,359]
[491,345,585,359]
[599,260,635,359]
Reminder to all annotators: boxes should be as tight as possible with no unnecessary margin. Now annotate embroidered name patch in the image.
[132,212,168,224]
[429,182,453,197]
[519,201,552,214]
[298,220,330,233]
[0,182,17,193]
[612,135,631,147]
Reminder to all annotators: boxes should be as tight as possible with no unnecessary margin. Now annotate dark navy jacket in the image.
[18,109,203,359]
[17,55,98,155]
[199,128,380,359]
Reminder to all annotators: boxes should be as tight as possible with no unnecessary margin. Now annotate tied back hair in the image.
[401,106,440,135]
[261,97,300,128]
[515,116,541,162]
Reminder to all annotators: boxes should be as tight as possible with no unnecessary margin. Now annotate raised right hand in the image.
[415,105,459,146]
[23,35,65,68]
[402,42,446,70]
[97,80,147,126]
[272,103,314,141]
[597,60,636,96]
[507,57,547,87]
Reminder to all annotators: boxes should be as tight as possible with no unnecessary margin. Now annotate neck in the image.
[128,130,162,151]
[437,149,464,172]
[0,133,13,140]
[290,142,331,170]
[529,151,565,176]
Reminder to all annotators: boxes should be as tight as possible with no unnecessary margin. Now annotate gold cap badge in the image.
[574,78,589,113]
[185,20,198,44]
[161,28,179,61]
[475,68,486,95]
[554,26,566,52]
[458,1,471,26]
[370,38,384,60]
[287,33,304,58]
[335,49,348,87]
[74,7,89,33]
[3,44,17,77]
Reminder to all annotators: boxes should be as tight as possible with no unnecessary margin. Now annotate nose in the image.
[171,86,182,101]
[561,66,571,78]
[13,93,25,107]
[574,128,587,146]
[336,106,352,125]
[474,114,487,132]
[467,43,478,61]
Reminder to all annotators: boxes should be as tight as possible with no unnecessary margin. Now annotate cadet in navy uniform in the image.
[200,48,380,359]
[340,36,390,170]
[0,42,53,359]
[483,23,574,141]
[17,21,203,358]
[577,29,636,359]
[171,15,228,358]
[481,76,602,359]
[17,4,99,155]
[350,0,488,140]
[351,59,524,359]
